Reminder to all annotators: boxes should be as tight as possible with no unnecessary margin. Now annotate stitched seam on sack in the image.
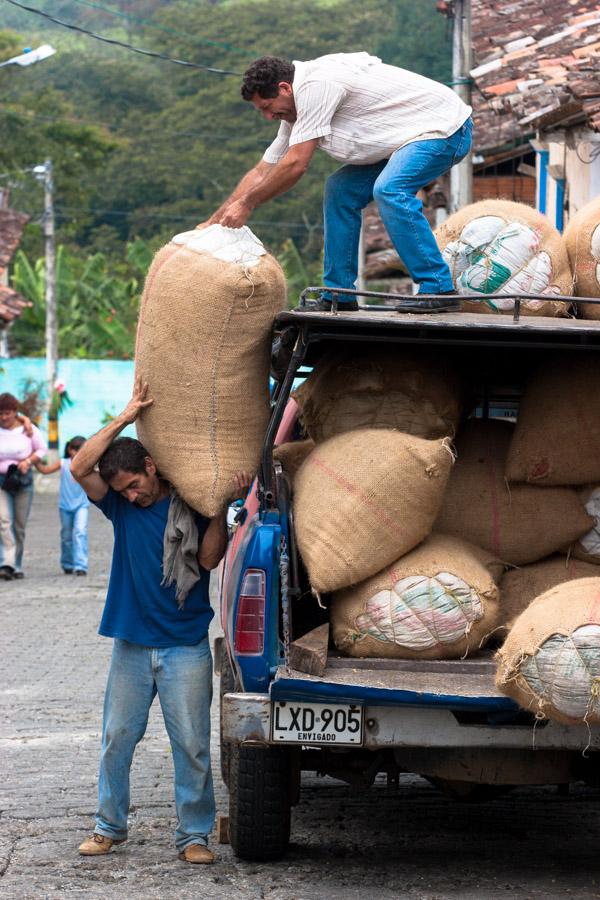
[310,453,405,538]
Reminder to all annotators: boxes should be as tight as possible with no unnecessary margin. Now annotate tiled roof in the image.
[468,0,600,152]
[0,285,30,324]
[0,207,30,326]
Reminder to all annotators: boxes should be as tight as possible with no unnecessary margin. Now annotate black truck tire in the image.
[219,644,236,788]
[228,743,292,861]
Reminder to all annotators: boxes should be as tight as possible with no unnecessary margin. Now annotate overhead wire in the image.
[2,0,241,75]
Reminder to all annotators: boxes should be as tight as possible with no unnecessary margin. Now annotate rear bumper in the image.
[222,692,600,751]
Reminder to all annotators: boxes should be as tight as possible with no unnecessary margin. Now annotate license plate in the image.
[271,701,363,745]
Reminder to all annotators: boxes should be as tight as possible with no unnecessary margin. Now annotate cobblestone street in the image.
[2,494,600,899]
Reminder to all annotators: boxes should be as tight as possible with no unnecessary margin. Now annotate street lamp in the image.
[32,161,58,455]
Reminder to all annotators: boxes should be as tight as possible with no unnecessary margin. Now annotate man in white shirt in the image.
[201,53,472,312]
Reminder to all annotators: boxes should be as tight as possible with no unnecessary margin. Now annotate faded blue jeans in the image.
[0,478,34,573]
[59,505,88,572]
[95,637,215,850]
[323,118,473,297]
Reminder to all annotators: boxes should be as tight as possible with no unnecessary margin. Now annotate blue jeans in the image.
[95,637,215,850]
[323,118,473,296]
[60,506,88,572]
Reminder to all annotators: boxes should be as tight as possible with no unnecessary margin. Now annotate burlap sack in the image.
[435,419,593,565]
[569,485,600,564]
[135,228,286,516]
[499,555,600,629]
[294,430,453,593]
[564,196,600,318]
[435,199,572,316]
[294,347,462,444]
[331,535,502,660]
[505,356,600,485]
[273,439,315,480]
[497,578,600,724]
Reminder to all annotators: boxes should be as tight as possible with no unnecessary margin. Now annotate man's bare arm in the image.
[207,140,319,230]
[71,377,154,501]
[198,511,228,571]
[197,471,253,570]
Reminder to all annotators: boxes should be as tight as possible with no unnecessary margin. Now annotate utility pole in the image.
[450,0,473,212]
[34,159,58,455]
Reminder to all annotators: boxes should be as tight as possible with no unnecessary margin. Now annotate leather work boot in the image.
[395,292,460,313]
[297,296,360,312]
[178,843,215,864]
[78,833,126,856]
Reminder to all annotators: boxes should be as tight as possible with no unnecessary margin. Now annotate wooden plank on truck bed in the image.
[289,623,330,677]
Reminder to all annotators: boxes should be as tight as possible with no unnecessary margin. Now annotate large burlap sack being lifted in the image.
[435,199,572,316]
[294,347,462,444]
[331,535,503,660]
[505,356,600,485]
[136,226,286,516]
[497,578,600,725]
[498,555,600,629]
[435,419,593,565]
[294,429,453,593]
[564,196,600,318]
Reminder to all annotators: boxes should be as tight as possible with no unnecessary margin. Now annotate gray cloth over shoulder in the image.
[161,487,201,608]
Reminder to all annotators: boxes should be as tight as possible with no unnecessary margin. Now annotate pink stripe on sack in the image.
[310,454,404,538]
[586,592,600,624]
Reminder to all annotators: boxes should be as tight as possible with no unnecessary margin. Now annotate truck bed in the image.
[276,308,600,350]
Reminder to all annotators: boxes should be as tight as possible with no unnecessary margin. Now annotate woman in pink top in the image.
[0,392,47,580]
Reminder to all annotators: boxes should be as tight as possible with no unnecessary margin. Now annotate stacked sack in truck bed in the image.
[286,348,495,661]
[434,199,573,317]
[564,196,600,319]
[287,344,600,703]
[492,354,600,724]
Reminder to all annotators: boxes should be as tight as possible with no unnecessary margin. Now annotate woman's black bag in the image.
[1,464,31,495]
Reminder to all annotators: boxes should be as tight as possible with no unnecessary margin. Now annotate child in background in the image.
[36,436,90,576]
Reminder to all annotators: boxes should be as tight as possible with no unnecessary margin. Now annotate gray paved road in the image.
[2,494,600,899]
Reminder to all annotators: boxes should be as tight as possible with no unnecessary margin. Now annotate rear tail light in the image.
[234,569,266,655]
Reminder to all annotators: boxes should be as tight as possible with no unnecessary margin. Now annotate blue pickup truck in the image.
[216,293,600,861]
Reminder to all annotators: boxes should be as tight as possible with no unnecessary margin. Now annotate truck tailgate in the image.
[270,654,513,712]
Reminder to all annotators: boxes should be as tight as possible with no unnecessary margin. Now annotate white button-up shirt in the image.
[262,52,471,167]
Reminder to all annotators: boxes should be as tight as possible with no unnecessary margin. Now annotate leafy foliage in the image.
[9,242,148,358]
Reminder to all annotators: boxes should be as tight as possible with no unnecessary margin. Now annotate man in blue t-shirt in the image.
[72,378,239,865]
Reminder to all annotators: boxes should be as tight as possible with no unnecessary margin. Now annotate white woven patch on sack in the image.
[520,624,600,720]
[355,572,484,650]
[442,217,558,309]
[580,488,600,557]
[171,225,266,267]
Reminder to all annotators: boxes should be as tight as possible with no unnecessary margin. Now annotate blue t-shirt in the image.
[94,489,213,647]
[59,459,90,511]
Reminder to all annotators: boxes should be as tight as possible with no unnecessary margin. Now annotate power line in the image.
[65,0,252,57]
[2,0,241,75]
[54,205,322,231]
